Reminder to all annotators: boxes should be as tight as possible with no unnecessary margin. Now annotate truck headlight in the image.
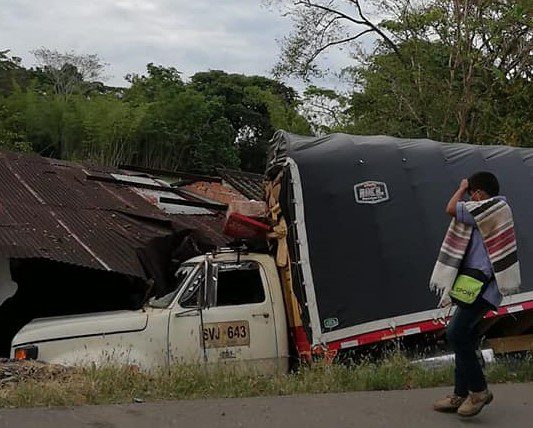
[14,345,38,361]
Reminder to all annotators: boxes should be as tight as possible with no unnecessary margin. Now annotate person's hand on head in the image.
[459,179,469,192]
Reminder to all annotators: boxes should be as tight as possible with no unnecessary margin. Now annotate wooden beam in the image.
[159,196,228,212]
[118,165,222,183]
[86,174,183,195]
[487,334,533,354]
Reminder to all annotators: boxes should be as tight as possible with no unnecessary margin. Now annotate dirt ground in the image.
[0,382,531,428]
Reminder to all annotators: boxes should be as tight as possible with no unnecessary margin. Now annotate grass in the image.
[1,353,532,408]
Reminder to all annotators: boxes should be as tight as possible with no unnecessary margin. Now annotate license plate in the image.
[202,321,250,348]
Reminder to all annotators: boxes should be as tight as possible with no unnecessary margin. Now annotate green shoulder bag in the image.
[449,274,484,305]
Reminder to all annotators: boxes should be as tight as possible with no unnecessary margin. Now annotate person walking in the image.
[430,172,521,417]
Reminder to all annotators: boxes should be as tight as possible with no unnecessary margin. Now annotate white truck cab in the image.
[11,252,289,373]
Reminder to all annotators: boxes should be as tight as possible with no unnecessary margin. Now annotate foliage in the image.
[0,50,20,71]
[189,70,310,171]
[275,0,532,146]
[125,63,185,103]
[0,50,35,97]
[301,85,350,135]
[32,48,107,97]
[0,129,33,153]
[74,96,148,165]
[0,56,310,173]
[267,0,400,80]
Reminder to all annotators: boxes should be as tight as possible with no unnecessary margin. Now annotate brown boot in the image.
[433,394,467,412]
[457,390,493,417]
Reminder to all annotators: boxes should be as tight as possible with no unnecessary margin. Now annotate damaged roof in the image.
[216,168,265,201]
[0,151,228,279]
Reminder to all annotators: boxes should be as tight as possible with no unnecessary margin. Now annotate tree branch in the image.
[349,0,401,57]
[306,29,374,69]
[295,0,367,26]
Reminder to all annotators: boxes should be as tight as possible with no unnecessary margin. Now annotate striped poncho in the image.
[430,198,521,304]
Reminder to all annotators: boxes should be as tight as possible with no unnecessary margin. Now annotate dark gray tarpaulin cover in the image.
[268,131,533,339]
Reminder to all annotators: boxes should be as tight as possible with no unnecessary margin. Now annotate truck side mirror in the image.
[203,257,218,308]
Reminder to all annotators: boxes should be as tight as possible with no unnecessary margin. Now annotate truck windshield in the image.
[148,264,197,308]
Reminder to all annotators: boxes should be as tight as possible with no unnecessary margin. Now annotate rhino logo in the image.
[354,181,389,204]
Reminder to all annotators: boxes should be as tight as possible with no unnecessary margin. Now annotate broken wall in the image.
[0,259,148,357]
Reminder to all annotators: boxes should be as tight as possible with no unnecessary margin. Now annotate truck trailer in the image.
[11,132,533,370]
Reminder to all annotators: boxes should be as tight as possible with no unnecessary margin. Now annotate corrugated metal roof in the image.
[171,214,230,248]
[0,151,227,279]
[217,168,265,201]
[110,173,213,215]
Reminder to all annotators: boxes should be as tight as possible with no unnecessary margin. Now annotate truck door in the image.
[200,261,279,370]
[168,267,204,365]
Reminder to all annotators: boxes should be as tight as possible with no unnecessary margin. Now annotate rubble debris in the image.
[0,359,79,385]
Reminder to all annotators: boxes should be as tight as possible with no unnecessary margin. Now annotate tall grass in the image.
[1,354,532,408]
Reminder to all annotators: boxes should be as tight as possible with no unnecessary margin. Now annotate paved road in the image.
[0,383,532,428]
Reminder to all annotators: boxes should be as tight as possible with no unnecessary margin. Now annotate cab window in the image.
[215,262,265,306]
[179,269,205,308]
[149,264,196,308]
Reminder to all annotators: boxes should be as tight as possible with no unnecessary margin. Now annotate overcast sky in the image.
[0,0,352,90]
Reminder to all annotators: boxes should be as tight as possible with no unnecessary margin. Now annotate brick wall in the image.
[184,181,249,205]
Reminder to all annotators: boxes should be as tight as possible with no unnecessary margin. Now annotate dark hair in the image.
[468,171,500,197]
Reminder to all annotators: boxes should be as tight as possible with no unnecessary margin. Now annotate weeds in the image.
[0,353,532,408]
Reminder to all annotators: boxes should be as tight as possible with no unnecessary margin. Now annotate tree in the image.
[75,96,148,166]
[32,48,107,97]
[125,63,184,103]
[266,0,401,80]
[0,130,32,153]
[1,86,75,157]
[0,49,31,96]
[122,66,241,172]
[0,49,22,71]
[1,55,309,173]
[376,0,533,142]
[275,0,532,146]
[134,87,240,172]
[300,85,349,134]
[190,70,310,172]
[24,49,109,158]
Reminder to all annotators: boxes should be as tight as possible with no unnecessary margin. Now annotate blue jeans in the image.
[446,299,490,397]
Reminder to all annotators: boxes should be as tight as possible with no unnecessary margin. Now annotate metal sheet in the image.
[0,151,227,281]
[217,168,265,201]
